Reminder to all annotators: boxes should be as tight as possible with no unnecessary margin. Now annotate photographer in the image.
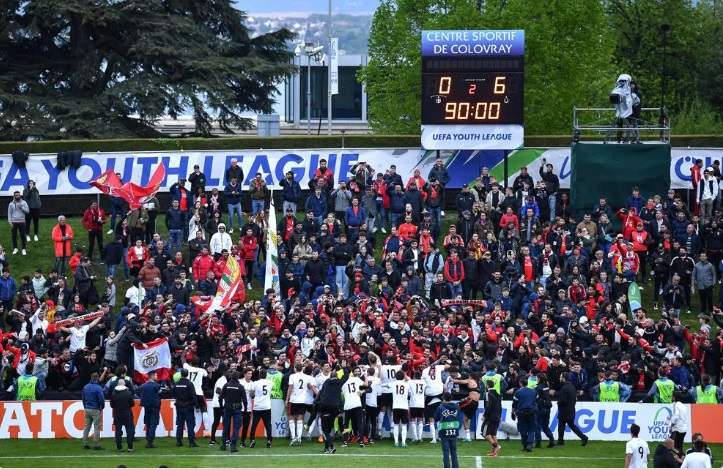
[329,181,353,226]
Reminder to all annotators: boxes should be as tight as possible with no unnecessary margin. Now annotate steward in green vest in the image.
[16,364,38,401]
[267,364,285,400]
[481,363,504,394]
[599,381,620,402]
[648,368,674,403]
[692,374,721,404]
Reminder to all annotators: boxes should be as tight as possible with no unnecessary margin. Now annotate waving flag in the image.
[91,162,166,209]
[214,255,242,309]
[264,192,281,298]
[133,337,172,383]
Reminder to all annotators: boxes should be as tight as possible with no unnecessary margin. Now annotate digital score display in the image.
[421,73,523,125]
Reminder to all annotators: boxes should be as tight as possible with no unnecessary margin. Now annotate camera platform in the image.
[572,106,670,144]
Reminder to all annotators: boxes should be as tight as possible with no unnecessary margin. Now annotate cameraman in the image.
[654,438,683,468]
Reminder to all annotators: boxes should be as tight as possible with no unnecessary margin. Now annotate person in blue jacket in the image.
[434,392,460,468]
[512,377,538,452]
[140,370,162,448]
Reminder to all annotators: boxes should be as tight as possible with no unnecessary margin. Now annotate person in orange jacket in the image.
[51,215,75,277]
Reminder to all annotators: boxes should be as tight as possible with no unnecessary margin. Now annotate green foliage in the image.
[359,0,615,135]
[0,0,296,140]
[670,98,723,135]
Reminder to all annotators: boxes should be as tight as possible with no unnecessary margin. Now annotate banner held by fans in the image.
[91,162,166,209]
[133,337,172,383]
[264,191,281,299]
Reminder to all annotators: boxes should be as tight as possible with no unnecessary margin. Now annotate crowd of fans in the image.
[1,156,722,415]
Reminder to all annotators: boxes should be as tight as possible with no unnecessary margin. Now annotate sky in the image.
[234,0,380,16]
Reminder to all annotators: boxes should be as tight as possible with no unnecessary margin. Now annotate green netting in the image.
[570,142,672,215]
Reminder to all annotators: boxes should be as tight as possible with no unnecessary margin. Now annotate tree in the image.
[359,0,615,135]
[0,0,295,140]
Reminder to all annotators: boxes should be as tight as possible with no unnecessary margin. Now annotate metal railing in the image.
[573,107,671,143]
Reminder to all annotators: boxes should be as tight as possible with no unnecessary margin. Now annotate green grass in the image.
[9,437,721,467]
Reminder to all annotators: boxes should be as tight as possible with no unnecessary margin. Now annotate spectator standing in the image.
[330,181,353,225]
[22,180,41,242]
[169,177,190,238]
[52,216,74,277]
[279,171,301,216]
[539,159,560,221]
[82,372,105,450]
[165,200,185,255]
[692,253,716,315]
[8,191,29,255]
[142,195,160,245]
[108,172,127,234]
[427,159,450,216]
[248,173,268,217]
[310,158,335,195]
[225,158,245,185]
[188,164,207,197]
[224,176,243,234]
[82,201,107,262]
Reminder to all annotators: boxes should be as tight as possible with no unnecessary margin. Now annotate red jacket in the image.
[193,253,215,282]
[444,258,465,283]
[240,235,258,261]
[82,207,107,232]
[126,246,150,271]
[617,208,641,240]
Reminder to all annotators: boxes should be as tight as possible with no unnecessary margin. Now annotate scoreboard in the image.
[421,30,525,150]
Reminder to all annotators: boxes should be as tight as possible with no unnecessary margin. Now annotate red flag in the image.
[90,163,166,210]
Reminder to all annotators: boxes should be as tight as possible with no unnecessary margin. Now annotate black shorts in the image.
[410,407,424,419]
[459,399,479,420]
[392,409,409,425]
[289,403,307,417]
[480,420,499,437]
[195,394,207,412]
[424,398,442,420]
[378,393,393,409]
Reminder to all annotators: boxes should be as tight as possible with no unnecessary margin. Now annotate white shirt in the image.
[668,401,688,433]
[241,379,254,409]
[389,380,411,410]
[300,335,319,358]
[314,372,331,394]
[183,363,207,396]
[409,379,426,408]
[626,437,650,468]
[422,365,445,396]
[68,325,90,353]
[252,379,273,410]
[380,365,402,393]
[209,231,232,255]
[342,376,365,410]
[288,372,312,404]
[211,375,227,408]
[365,376,381,407]
[680,452,712,468]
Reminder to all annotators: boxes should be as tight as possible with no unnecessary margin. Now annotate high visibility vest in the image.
[16,375,38,401]
[696,385,718,404]
[655,379,674,404]
[526,376,538,389]
[481,374,502,394]
[599,381,620,402]
[267,370,284,400]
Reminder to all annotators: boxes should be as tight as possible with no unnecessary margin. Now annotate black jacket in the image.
[317,372,349,409]
[557,381,578,421]
[174,377,196,409]
[110,387,135,424]
[653,443,678,468]
[219,379,247,412]
[483,389,502,423]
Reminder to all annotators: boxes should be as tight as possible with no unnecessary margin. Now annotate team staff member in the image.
[174,368,199,447]
[434,392,460,468]
[481,379,501,456]
[653,438,684,468]
[219,371,247,453]
[512,378,538,452]
[557,372,589,446]
[139,370,162,448]
[316,365,350,454]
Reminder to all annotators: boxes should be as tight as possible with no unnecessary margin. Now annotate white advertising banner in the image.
[330,37,339,95]
[474,401,688,442]
[421,124,524,150]
[0,146,721,196]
